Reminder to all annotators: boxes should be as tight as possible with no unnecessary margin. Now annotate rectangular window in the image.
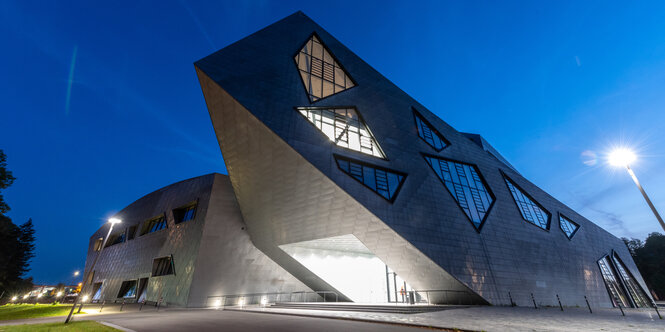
[152,256,175,276]
[91,282,103,301]
[173,203,197,224]
[140,215,167,236]
[117,280,137,298]
[93,238,103,251]
[127,225,137,240]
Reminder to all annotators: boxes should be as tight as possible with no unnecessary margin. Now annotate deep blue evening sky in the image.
[2,1,665,285]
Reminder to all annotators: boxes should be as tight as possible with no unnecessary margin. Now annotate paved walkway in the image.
[1,304,663,331]
[237,304,665,332]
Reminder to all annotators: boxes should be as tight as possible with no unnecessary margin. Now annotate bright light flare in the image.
[23,294,29,299]
[11,296,17,301]
[37,293,42,298]
[260,297,268,306]
[73,271,80,276]
[238,298,245,307]
[608,148,636,167]
[213,299,222,308]
[108,218,122,224]
[56,291,63,298]
[82,295,89,302]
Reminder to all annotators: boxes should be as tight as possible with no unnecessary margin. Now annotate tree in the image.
[624,233,665,300]
[0,150,35,299]
[0,150,16,214]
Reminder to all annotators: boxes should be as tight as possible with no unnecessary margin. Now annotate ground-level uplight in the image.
[607,148,665,232]
[23,294,29,300]
[11,296,17,302]
[56,291,63,298]
[81,295,89,302]
[213,299,222,309]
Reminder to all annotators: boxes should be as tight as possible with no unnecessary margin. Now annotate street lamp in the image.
[608,148,665,232]
[65,217,121,323]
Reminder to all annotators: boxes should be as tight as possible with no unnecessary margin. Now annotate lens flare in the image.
[608,148,636,167]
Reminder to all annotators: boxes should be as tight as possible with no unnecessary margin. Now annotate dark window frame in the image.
[422,153,496,232]
[292,32,358,104]
[105,231,126,248]
[412,107,450,152]
[334,154,407,203]
[558,212,580,240]
[140,214,168,236]
[152,255,176,277]
[501,171,552,231]
[173,201,198,225]
[117,279,138,299]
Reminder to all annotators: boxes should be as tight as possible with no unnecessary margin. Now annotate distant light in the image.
[108,218,122,224]
[73,271,80,276]
[56,291,63,298]
[78,283,82,287]
[82,295,89,302]
[608,148,636,167]
[23,294,29,299]
[37,293,42,298]
[11,296,17,301]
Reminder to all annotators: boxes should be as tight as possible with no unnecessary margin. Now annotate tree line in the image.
[623,232,665,300]
[0,150,35,300]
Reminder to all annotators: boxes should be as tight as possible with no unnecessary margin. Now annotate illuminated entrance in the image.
[279,234,415,303]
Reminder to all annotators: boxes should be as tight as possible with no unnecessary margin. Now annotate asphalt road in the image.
[93,309,435,332]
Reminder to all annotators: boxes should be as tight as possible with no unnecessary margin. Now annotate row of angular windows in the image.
[597,252,652,308]
[293,33,582,239]
[90,256,174,302]
[97,202,197,250]
[295,31,645,307]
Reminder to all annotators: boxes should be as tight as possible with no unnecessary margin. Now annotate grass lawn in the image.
[0,304,81,321]
[0,321,118,331]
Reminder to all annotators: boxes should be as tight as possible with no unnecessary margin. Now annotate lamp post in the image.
[608,148,665,233]
[65,218,121,323]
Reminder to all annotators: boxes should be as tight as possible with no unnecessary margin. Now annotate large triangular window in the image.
[297,107,385,158]
[335,155,405,202]
[423,155,494,230]
[294,34,355,102]
[503,174,550,230]
[413,108,448,151]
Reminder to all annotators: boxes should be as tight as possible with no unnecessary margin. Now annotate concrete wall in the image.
[187,174,310,307]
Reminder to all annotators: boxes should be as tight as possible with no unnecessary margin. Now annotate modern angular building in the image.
[84,11,654,309]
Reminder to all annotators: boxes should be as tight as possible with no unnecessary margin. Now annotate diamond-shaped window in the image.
[335,155,406,202]
[503,174,551,230]
[294,34,355,102]
[423,155,494,230]
[297,107,385,159]
[413,108,449,151]
[558,213,579,239]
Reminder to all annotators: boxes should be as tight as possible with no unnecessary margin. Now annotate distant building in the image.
[84,12,653,309]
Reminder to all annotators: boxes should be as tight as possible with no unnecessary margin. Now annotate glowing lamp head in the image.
[11,296,17,301]
[608,148,636,167]
[23,294,29,299]
[56,291,63,298]
[108,218,122,224]
[73,271,80,276]
[37,293,42,298]
[82,295,89,302]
